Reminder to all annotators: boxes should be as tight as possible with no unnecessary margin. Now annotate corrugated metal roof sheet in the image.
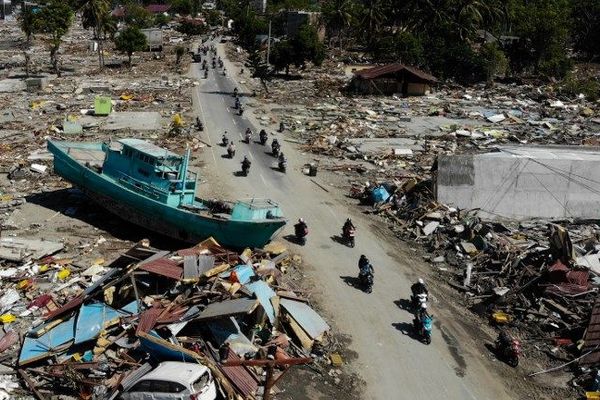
[118,139,180,159]
[354,63,437,82]
[139,258,182,280]
[280,298,330,339]
[580,296,600,366]
[219,350,259,398]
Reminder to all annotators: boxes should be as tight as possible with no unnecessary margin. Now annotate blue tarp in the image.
[245,280,277,323]
[371,186,390,203]
[280,298,330,339]
[74,301,138,344]
[139,331,196,362]
[19,315,77,365]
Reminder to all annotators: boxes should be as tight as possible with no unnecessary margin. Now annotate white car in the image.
[121,361,217,400]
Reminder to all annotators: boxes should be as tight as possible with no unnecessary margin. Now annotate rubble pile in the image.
[0,237,338,399]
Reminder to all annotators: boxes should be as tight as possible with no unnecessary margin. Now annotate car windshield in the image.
[192,372,210,392]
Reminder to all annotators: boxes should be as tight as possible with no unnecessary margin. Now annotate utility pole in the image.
[266,19,272,65]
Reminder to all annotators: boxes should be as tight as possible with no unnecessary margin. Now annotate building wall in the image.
[286,11,324,41]
[435,153,600,220]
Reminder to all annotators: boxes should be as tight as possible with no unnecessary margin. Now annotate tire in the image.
[424,333,431,345]
[508,356,519,367]
[350,239,355,248]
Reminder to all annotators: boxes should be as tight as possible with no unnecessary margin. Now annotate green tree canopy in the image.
[36,0,75,76]
[114,25,148,66]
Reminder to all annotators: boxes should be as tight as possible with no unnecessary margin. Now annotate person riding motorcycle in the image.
[227,142,236,158]
[222,132,229,146]
[259,129,268,144]
[343,218,355,236]
[294,218,308,243]
[241,156,251,173]
[233,87,238,97]
[415,303,430,326]
[271,139,280,155]
[195,117,203,131]
[245,128,252,142]
[278,152,287,171]
[358,255,371,275]
[411,278,428,297]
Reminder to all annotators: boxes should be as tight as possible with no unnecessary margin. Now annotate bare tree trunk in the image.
[24,50,31,77]
[50,45,61,77]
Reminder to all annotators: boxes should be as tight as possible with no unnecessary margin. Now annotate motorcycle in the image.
[342,227,356,248]
[272,143,280,157]
[294,223,308,246]
[238,106,243,116]
[413,315,433,344]
[278,158,287,173]
[204,70,208,79]
[227,146,235,158]
[196,119,204,131]
[222,136,229,146]
[234,99,240,109]
[244,130,252,143]
[233,88,238,97]
[259,131,268,145]
[496,337,522,367]
[241,161,250,176]
[359,269,374,293]
[411,293,428,311]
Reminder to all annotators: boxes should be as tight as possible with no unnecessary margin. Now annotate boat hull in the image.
[48,141,286,248]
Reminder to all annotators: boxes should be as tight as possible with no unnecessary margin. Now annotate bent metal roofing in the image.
[354,63,438,82]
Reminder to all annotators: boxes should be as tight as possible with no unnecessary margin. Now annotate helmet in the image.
[421,303,428,309]
[299,218,304,223]
[418,278,424,284]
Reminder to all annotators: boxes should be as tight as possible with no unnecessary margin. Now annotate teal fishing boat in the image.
[47,139,286,248]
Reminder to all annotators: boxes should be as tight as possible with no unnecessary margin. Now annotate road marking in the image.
[232,119,237,126]
[248,152,254,160]
[195,88,217,167]
[259,173,267,185]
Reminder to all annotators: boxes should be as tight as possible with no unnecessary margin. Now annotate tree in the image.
[176,20,207,36]
[36,1,74,77]
[114,26,147,66]
[571,0,600,60]
[155,13,171,28]
[321,0,359,49]
[175,45,186,66]
[19,5,38,43]
[171,0,194,15]
[270,40,295,74]
[80,0,113,68]
[125,4,153,29]
[291,24,325,67]
[247,47,269,83]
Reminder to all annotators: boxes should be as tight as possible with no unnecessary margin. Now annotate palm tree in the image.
[80,0,112,68]
[361,0,390,48]
[322,0,357,49]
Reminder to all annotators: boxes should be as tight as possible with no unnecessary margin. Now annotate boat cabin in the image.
[102,139,197,207]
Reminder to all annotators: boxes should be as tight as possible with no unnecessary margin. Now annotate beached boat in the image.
[47,139,286,248]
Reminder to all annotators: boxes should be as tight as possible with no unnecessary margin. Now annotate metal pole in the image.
[266,20,271,65]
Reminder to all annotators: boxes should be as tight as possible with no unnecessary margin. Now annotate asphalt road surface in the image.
[190,40,512,400]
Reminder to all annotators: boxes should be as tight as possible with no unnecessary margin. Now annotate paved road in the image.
[190,41,512,400]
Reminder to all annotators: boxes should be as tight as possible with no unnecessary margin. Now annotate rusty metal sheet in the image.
[354,63,437,82]
[139,258,182,280]
[219,350,259,398]
[580,296,600,366]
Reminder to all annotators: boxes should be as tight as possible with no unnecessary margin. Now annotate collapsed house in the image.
[2,238,331,399]
[348,63,438,96]
[434,145,600,220]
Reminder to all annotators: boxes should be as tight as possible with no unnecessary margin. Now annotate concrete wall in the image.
[435,153,600,220]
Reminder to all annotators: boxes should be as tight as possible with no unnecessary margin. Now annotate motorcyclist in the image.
[238,105,243,115]
[195,117,203,130]
[241,156,251,173]
[278,152,286,162]
[222,132,229,146]
[497,330,512,349]
[343,218,355,236]
[358,255,371,274]
[245,128,252,142]
[227,142,235,157]
[415,303,430,326]
[259,129,268,144]
[294,218,308,241]
[411,278,428,297]
[271,138,280,155]
[235,97,241,109]
[233,87,238,97]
